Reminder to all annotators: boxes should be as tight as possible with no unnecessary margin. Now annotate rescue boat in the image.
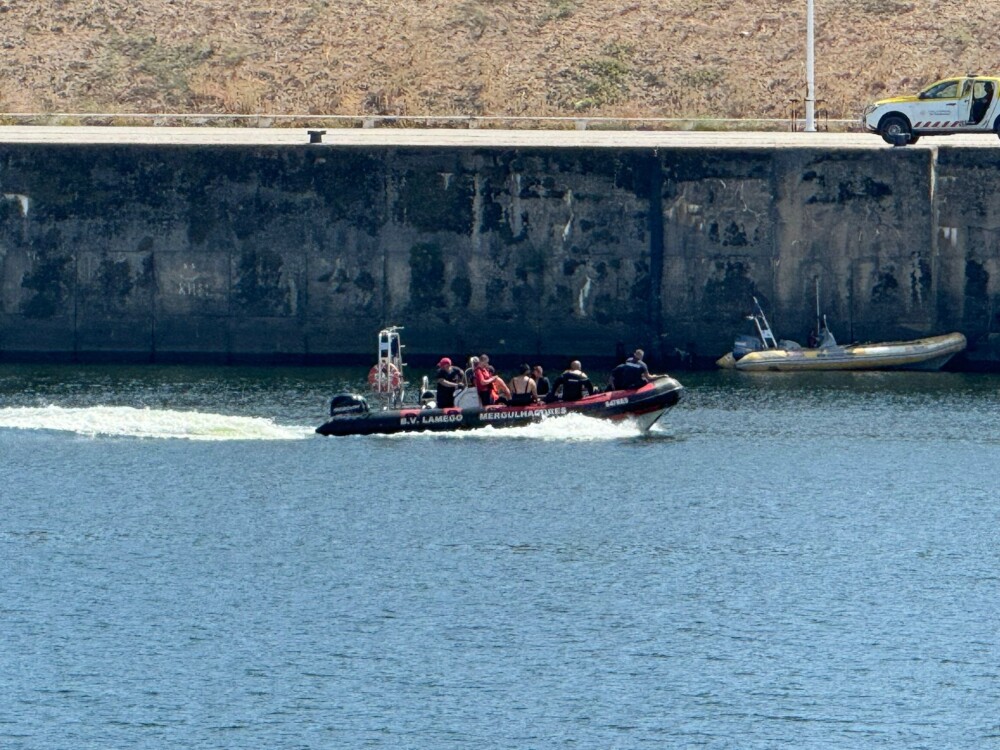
[316,327,684,437]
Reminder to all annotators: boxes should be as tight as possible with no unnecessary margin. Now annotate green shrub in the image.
[678,67,725,89]
[541,0,579,22]
[574,43,634,109]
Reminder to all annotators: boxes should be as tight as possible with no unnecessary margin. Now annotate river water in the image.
[1,364,998,749]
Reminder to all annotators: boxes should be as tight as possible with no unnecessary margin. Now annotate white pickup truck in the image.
[862,76,1000,145]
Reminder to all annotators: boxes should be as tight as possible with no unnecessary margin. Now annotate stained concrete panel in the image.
[933,146,1000,364]
[1,137,998,367]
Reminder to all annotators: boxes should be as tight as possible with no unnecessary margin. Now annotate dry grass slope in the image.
[2,0,999,123]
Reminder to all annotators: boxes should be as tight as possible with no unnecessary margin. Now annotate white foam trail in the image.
[0,406,314,441]
[374,412,663,441]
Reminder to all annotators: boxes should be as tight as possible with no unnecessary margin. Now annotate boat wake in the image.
[0,407,673,442]
[373,412,669,441]
[0,406,314,441]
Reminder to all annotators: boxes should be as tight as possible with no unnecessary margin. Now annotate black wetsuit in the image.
[535,376,551,397]
[435,366,464,408]
[552,370,596,402]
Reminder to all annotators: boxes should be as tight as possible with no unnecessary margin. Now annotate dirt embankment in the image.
[2,0,998,123]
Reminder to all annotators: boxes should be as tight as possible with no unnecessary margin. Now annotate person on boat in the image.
[628,349,652,377]
[489,359,512,404]
[531,365,550,398]
[609,349,654,390]
[507,363,538,406]
[465,356,479,385]
[551,360,596,402]
[493,382,513,404]
[474,354,501,406]
[434,357,465,409]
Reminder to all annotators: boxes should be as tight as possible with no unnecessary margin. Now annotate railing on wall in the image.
[787,98,835,132]
[0,112,863,133]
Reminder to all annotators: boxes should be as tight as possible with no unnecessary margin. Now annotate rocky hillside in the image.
[2,0,999,125]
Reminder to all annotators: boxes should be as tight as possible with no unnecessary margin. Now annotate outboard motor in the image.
[329,393,369,417]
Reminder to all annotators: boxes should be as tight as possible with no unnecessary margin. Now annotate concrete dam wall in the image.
[1,139,999,368]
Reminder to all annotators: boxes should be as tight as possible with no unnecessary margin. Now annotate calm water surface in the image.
[1,365,998,749]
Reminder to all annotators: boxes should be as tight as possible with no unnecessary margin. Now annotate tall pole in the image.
[805,0,816,132]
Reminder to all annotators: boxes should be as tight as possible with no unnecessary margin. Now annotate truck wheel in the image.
[880,115,912,146]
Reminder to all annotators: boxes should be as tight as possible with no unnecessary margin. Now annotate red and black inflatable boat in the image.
[315,376,684,437]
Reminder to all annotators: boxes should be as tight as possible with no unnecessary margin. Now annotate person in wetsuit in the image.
[434,357,465,408]
[532,365,550,398]
[551,360,596,402]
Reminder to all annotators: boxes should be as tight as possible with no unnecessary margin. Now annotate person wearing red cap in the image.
[434,357,465,408]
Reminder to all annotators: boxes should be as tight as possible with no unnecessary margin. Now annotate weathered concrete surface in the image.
[661,148,936,360]
[933,147,1000,367]
[1,134,998,368]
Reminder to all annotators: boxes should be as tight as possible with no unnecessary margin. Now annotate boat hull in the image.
[316,377,683,436]
[717,332,966,372]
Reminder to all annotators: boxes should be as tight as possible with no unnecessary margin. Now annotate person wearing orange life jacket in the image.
[473,354,498,406]
[473,353,510,406]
